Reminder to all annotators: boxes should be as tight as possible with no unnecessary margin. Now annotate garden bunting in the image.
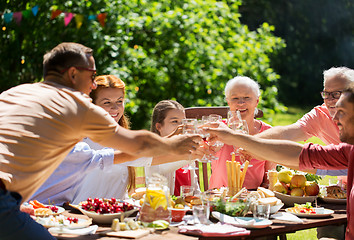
[2,5,106,28]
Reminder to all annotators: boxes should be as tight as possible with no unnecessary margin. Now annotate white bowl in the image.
[77,207,138,224]
[270,203,284,214]
[274,192,317,207]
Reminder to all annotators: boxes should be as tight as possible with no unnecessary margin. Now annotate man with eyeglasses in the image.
[0,42,200,239]
[204,82,354,240]
[257,66,353,173]
[256,66,354,239]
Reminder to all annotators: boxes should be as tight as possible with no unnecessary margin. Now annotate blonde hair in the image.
[90,75,135,192]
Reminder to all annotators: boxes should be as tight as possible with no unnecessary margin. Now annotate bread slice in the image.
[257,187,275,197]
[257,190,266,198]
[131,187,146,200]
[257,197,279,206]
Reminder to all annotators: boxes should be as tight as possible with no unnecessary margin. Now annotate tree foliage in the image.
[1,0,285,129]
[240,0,354,106]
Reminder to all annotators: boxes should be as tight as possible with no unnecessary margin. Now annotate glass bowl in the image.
[212,197,251,217]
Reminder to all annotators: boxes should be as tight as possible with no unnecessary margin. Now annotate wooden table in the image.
[53,201,347,240]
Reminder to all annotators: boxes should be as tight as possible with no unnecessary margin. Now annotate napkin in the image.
[48,225,98,235]
[178,223,250,237]
[270,212,303,223]
[211,212,256,226]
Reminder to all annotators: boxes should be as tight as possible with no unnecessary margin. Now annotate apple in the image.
[273,181,288,194]
[277,169,293,184]
[290,174,306,189]
[290,187,304,196]
[305,181,320,196]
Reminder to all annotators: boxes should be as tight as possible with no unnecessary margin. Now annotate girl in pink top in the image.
[209,76,277,190]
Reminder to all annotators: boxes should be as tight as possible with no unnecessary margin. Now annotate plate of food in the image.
[212,212,272,229]
[319,185,347,204]
[285,203,334,218]
[36,215,92,229]
[28,200,65,217]
[73,198,138,224]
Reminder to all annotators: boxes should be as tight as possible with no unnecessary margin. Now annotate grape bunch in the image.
[80,198,134,214]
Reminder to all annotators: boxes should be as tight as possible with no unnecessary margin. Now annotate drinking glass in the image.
[199,114,224,163]
[192,205,210,225]
[227,110,249,134]
[195,119,216,163]
[227,110,251,168]
[181,118,199,171]
[253,204,270,220]
[180,185,194,198]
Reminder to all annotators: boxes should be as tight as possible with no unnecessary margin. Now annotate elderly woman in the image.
[209,76,277,190]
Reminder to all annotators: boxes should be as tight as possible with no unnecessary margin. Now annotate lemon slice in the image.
[146,189,168,210]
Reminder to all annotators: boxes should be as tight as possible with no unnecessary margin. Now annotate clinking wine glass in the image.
[182,118,199,171]
[227,110,252,168]
[199,115,223,163]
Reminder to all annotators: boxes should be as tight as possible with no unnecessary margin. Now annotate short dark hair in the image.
[43,42,93,78]
[343,81,354,104]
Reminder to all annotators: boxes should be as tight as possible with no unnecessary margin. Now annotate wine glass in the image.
[227,110,249,134]
[181,118,199,171]
[198,115,223,163]
[227,110,251,168]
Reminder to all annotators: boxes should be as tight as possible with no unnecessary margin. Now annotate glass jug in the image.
[139,173,171,223]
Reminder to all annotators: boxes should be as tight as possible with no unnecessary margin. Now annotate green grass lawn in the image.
[137,106,338,240]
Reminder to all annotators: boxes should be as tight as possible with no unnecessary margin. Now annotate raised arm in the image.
[256,123,309,142]
[204,124,303,169]
[100,127,201,158]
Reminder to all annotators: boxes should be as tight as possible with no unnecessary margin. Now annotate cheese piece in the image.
[111,218,120,231]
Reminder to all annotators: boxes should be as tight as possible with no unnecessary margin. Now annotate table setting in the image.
[27,117,348,239]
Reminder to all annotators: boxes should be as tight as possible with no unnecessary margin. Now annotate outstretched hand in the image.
[202,121,236,146]
[167,134,201,156]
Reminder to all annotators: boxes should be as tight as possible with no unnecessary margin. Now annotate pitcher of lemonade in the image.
[139,174,171,223]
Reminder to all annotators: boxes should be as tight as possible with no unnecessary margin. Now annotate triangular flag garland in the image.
[75,14,84,29]
[97,13,107,27]
[51,9,62,20]
[1,5,107,28]
[22,10,31,19]
[32,5,39,16]
[64,12,74,26]
[12,12,22,25]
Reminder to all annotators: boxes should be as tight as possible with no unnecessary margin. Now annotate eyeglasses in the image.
[60,66,97,81]
[320,91,342,100]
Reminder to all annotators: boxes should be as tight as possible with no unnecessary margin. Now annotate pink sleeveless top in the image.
[209,120,272,190]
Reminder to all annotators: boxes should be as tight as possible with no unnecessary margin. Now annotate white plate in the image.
[274,191,317,207]
[36,215,92,229]
[35,206,65,217]
[77,207,138,224]
[211,211,272,229]
[320,197,346,204]
[285,208,334,218]
[48,225,98,235]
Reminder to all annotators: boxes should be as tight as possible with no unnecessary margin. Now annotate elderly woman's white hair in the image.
[323,67,354,85]
[224,76,261,98]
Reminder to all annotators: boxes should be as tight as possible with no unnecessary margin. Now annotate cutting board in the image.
[103,229,151,239]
